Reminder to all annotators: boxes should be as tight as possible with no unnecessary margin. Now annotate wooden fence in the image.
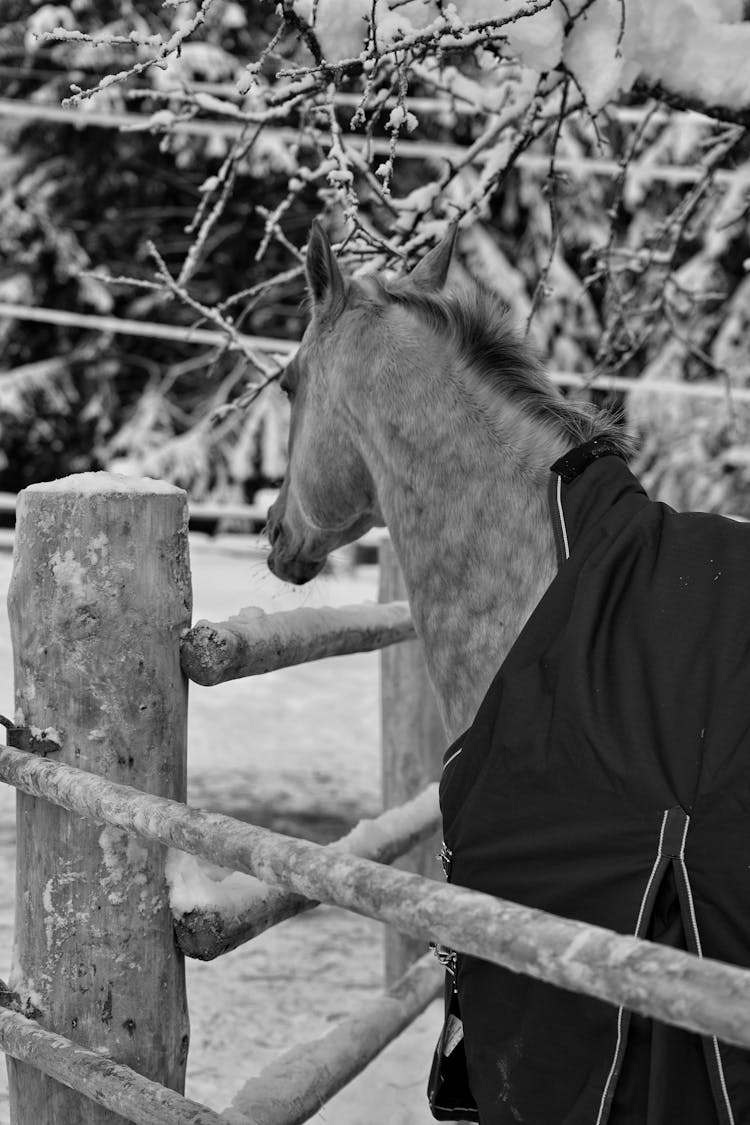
[1,474,750,1124]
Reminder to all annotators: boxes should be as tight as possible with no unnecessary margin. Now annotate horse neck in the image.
[354,340,571,740]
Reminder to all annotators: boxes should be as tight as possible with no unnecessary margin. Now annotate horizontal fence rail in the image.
[181,601,415,685]
[1,97,743,186]
[0,300,292,353]
[173,783,440,959]
[226,953,441,1125]
[2,745,750,1051]
[0,955,440,1125]
[186,500,266,526]
[0,1009,233,1125]
[3,301,750,404]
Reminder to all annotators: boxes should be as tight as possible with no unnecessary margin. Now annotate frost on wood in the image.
[181,600,415,685]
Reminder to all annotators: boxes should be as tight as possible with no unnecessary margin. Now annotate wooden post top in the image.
[20,472,185,497]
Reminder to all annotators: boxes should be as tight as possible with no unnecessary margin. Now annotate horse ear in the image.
[406,222,458,291]
[306,220,346,316]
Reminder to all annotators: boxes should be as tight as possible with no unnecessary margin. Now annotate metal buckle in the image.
[430,942,457,976]
[438,841,453,880]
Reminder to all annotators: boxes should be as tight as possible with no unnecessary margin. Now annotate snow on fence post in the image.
[378,538,446,985]
[5,473,192,1125]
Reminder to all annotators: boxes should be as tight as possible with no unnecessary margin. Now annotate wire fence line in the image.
[0,97,745,187]
[2,300,749,404]
[0,301,290,354]
[0,73,700,124]
[2,93,748,406]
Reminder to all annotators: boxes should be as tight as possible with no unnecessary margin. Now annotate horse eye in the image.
[280,355,299,401]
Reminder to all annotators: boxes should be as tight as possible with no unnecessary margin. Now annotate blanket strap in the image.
[548,438,628,569]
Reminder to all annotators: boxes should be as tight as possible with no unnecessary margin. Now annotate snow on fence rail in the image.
[181,601,415,685]
[3,474,750,1125]
[172,784,440,960]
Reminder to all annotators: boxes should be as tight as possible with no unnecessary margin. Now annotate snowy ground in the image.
[0,531,442,1123]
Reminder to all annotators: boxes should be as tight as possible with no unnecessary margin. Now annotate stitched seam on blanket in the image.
[677,822,736,1125]
[593,809,670,1125]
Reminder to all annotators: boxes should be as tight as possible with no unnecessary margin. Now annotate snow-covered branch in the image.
[34,0,748,279]
[13,0,748,515]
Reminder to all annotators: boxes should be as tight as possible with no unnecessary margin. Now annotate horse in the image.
[266,222,750,1125]
[266,222,628,740]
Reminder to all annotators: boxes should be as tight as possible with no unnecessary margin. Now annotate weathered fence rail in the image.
[181,600,415,685]
[4,741,750,1049]
[3,472,750,1125]
[0,1008,228,1125]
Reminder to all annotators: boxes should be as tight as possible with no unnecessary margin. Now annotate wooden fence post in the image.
[6,474,191,1124]
[379,539,446,985]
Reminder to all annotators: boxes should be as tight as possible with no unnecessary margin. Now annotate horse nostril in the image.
[267,519,281,546]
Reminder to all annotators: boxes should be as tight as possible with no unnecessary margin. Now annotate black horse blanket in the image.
[430,440,750,1125]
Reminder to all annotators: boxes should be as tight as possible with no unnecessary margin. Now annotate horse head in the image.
[266,221,457,584]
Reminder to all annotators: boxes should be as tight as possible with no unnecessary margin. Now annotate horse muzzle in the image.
[267,544,326,585]
[266,507,327,585]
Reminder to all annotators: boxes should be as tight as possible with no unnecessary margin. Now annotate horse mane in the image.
[372,279,633,457]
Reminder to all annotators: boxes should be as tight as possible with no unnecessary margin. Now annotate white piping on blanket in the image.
[556,474,571,561]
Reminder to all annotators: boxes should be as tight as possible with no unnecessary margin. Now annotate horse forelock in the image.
[372,279,632,456]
